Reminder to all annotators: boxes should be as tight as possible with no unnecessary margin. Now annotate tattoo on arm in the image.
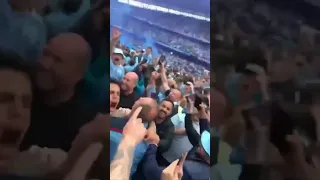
[110,140,135,180]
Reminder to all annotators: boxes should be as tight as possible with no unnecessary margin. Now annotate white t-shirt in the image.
[162,113,200,162]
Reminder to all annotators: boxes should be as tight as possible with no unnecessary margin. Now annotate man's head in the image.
[121,72,138,93]
[168,89,182,102]
[184,82,194,95]
[236,64,265,104]
[157,99,174,119]
[112,48,124,66]
[0,52,33,168]
[36,33,90,93]
[146,47,152,55]
[110,81,120,112]
[131,97,158,122]
[238,73,259,101]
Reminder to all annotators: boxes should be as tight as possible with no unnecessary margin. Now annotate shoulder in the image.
[171,113,185,123]
[110,117,128,132]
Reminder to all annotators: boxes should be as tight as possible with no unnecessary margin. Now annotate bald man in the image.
[21,33,107,151]
[118,72,139,109]
[110,97,159,177]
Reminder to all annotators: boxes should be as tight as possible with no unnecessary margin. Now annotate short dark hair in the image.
[110,79,121,87]
[0,51,34,82]
[147,47,152,51]
[162,98,174,108]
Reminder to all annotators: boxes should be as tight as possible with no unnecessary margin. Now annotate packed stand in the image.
[0,0,109,179]
[125,7,210,42]
[160,51,208,76]
[107,29,207,76]
[110,27,211,180]
[211,1,320,180]
[110,7,210,62]
[136,0,210,17]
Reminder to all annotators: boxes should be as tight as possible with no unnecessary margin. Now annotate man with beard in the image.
[153,99,174,153]
[151,99,175,167]
[110,97,158,177]
[21,33,106,152]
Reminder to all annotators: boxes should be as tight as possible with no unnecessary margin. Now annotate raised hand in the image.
[186,97,195,114]
[112,27,121,40]
[123,106,148,145]
[144,121,160,145]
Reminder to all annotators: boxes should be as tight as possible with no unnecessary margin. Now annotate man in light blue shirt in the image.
[110,48,125,82]
[124,56,139,73]
[142,47,153,65]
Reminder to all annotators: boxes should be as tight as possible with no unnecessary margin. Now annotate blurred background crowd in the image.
[0,0,109,179]
[211,0,320,180]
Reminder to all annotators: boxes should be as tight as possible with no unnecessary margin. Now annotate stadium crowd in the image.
[111,6,210,62]
[109,6,211,178]
[0,0,109,179]
[211,0,320,180]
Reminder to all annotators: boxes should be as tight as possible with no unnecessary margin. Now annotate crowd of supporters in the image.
[0,0,109,179]
[111,6,210,62]
[109,6,211,178]
[211,0,320,180]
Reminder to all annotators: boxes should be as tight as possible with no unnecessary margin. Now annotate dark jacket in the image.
[184,113,209,147]
[156,118,175,153]
[141,114,210,180]
[142,144,210,180]
[184,113,211,166]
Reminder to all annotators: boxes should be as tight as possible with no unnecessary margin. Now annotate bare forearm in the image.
[175,128,186,135]
[110,137,136,180]
[110,38,119,56]
[160,69,169,89]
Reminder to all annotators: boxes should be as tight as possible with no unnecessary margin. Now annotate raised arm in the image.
[110,137,136,179]
[160,63,170,90]
[110,27,120,58]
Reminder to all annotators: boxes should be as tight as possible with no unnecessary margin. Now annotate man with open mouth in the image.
[0,52,34,176]
[153,99,175,166]
[110,80,120,113]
